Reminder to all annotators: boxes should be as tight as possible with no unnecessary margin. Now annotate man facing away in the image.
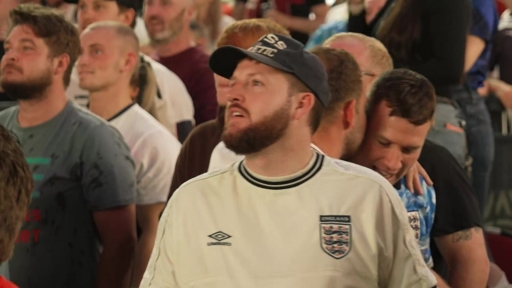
[0,4,137,288]
[77,21,182,287]
[141,33,436,287]
[66,0,195,141]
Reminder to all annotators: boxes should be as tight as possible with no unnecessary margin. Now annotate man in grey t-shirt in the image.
[0,5,137,288]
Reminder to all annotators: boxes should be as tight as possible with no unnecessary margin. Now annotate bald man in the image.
[77,21,182,287]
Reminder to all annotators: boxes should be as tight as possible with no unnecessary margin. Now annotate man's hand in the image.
[405,161,433,195]
[488,78,512,108]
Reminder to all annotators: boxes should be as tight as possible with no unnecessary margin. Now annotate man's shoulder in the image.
[127,106,181,149]
[171,162,238,198]
[0,105,18,122]
[324,157,391,187]
[142,54,185,84]
[68,104,126,141]
[186,120,221,142]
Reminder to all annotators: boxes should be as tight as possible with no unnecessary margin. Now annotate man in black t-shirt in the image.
[236,0,329,44]
[324,33,490,287]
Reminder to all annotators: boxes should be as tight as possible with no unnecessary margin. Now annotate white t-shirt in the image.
[66,54,195,138]
[141,151,436,288]
[109,104,181,205]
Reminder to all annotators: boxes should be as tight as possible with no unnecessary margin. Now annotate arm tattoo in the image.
[451,227,482,243]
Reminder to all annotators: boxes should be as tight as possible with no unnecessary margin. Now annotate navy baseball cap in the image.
[209,33,331,107]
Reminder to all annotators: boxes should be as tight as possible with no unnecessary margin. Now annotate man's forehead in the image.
[233,59,281,76]
[6,25,39,42]
[81,28,116,45]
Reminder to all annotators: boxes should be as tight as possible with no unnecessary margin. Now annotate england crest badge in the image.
[320,215,351,259]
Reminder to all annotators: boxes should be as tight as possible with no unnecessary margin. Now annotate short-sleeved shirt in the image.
[394,177,436,267]
[467,0,499,89]
[143,152,436,287]
[109,103,181,204]
[66,54,195,141]
[418,140,482,278]
[0,102,136,288]
[157,46,217,125]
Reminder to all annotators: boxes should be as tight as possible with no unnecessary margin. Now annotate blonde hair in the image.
[324,32,393,73]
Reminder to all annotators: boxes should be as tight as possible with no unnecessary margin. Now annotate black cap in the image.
[64,0,142,10]
[209,33,331,107]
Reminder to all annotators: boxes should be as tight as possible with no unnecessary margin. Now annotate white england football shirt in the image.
[109,104,181,204]
[141,151,436,288]
[66,54,195,138]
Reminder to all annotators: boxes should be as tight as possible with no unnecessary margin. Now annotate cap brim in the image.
[209,46,293,79]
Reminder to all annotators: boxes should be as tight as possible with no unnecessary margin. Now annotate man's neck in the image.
[311,124,345,159]
[17,85,68,128]
[88,83,133,121]
[244,131,314,178]
[154,30,195,58]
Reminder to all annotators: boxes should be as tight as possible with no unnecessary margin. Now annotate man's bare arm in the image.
[131,203,166,288]
[94,205,137,288]
[434,227,490,288]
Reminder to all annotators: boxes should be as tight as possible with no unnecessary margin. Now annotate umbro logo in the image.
[207,231,232,246]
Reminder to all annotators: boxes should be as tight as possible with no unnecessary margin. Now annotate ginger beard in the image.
[222,98,292,155]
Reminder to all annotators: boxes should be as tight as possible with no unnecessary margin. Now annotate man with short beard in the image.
[0,5,137,288]
[168,18,290,198]
[141,33,436,288]
[144,0,217,125]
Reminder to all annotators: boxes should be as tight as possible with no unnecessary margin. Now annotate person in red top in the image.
[144,0,218,125]
[0,125,33,288]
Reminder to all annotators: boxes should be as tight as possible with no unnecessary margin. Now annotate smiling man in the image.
[352,69,438,270]
[64,0,195,142]
[141,33,436,288]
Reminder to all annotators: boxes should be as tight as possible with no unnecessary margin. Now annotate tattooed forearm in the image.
[451,227,482,243]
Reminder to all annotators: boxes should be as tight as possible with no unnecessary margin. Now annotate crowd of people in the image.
[0,0,511,287]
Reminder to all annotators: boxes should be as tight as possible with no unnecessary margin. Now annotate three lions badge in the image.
[320,215,351,259]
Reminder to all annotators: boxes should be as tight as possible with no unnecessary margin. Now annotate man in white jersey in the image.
[141,33,436,288]
[77,21,181,287]
[66,0,195,142]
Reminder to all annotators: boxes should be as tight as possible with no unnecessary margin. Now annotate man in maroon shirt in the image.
[144,0,217,124]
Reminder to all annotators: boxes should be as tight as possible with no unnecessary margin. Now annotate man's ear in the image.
[121,8,136,27]
[53,53,71,78]
[292,92,315,122]
[122,51,139,72]
[342,99,357,130]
